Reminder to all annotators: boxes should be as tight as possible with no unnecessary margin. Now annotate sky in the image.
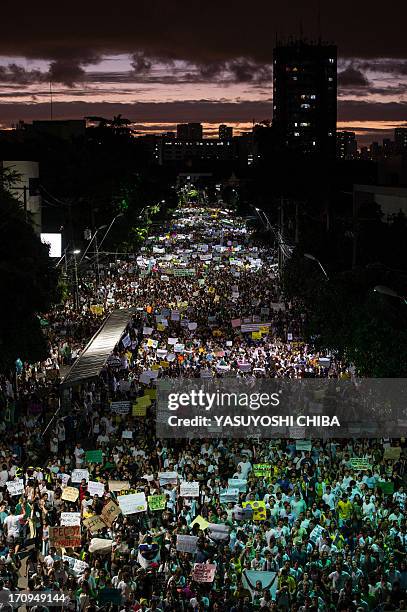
[1,1,406,146]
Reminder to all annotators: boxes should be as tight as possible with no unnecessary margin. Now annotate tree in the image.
[283,253,407,376]
[0,172,60,371]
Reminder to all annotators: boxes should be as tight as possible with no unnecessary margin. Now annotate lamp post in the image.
[373,285,407,304]
[304,253,329,281]
[98,213,124,251]
[72,249,81,311]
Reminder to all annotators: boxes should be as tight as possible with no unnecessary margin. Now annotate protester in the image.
[0,203,404,611]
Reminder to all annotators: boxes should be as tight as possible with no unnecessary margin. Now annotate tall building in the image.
[219,124,233,140]
[1,160,42,233]
[395,128,407,153]
[273,39,337,156]
[337,131,357,160]
[176,123,203,140]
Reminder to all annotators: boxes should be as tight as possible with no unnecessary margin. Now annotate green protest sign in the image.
[148,494,167,511]
[349,458,371,470]
[253,464,272,478]
[86,450,103,464]
[378,481,394,495]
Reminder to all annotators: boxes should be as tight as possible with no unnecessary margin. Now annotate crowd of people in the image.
[0,202,405,612]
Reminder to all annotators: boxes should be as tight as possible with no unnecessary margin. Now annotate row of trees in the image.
[0,170,60,371]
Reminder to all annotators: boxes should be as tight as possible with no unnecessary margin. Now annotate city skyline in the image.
[0,1,406,145]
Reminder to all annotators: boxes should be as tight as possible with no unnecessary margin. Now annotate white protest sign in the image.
[176,535,198,553]
[180,482,200,498]
[6,480,24,496]
[71,469,89,483]
[87,481,105,497]
[310,524,325,543]
[159,472,178,486]
[118,492,147,515]
[60,512,81,526]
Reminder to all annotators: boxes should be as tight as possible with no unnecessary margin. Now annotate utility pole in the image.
[295,200,300,244]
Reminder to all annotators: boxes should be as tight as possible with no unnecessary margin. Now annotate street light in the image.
[79,225,107,263]
[98,213,124,251]
[304,253,329,281]
[373,285,407,304]
[72,250,81,311]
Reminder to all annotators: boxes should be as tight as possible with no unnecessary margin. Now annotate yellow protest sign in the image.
[145,389,157,399]
[251,331,262,340]
[160,361,169,368]
[259,326,270,334]
[90,305,104,315]
[132,404,147,417]
[157,323,165,331]
[243,500,267,521]
[151,364,160,371]
[190,515,210,530]
[61,487,79,502]
[138,395,151,407]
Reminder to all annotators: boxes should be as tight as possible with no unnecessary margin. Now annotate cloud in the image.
[130,52,152,74]
[0,64,46,84]
[338,66,370,88]
[0,0,406,65]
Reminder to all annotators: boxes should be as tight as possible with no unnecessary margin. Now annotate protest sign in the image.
[207,523,230,542]
[296,440,312,452]
[71,469,89,483]
[378,481,395,495]
[61,487,79,502]
[253,464,272,478]
[122,430,133,439]
[118,492,147,515]
[62,555,88,577]
[87,481,105,497]
[89,538,113,554]
[83,515,106,534]
[132,404,147,417]
[310,524,325,543]
[192,563,216,583]
[60,512,81,527]
[86,450,103,464]
[101,501,121,527]
[242,500,267,521]
[384,447,402,460]
[49,526,81,548]
[6,479,24,496]
[108,480,130,492]
[190,515,210,530]
[349,458,371,470]
[148,494,167,511]
[110,401,131,414]
[180,482,200,497]
[158,472,178,486]
[220,488,239,504]
[228,479,247,492]
[176,535,198,553]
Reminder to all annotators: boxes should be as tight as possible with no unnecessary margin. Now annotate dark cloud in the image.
[0,64,46,84]
[339,100,407,121]
[130,52,152,74]
[0,0,406,65]
[338,66,370,88]
[48,60,86,86]
[357,59,407,75]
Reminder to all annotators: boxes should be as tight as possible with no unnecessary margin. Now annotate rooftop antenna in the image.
[50,80,53,120]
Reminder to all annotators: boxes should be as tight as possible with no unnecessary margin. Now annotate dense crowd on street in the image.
[0,202,405,612]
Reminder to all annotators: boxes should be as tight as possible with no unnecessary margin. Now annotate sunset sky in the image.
[1,1,406,146]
